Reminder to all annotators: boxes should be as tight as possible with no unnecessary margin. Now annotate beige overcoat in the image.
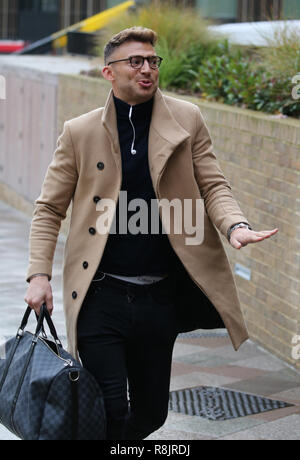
[27,88,250,360]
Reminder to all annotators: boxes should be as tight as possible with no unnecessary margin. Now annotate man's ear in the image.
[102,65,114,82]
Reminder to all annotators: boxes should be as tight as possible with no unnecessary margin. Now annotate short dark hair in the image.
[104,26,158,64]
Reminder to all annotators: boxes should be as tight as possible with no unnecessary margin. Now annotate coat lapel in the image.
[101,89,122,174]
[148,89,190,193]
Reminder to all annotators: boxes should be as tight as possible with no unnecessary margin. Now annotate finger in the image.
[45,297,54,316]
[257,233,277,241]
[254,229,278,236]
[253,233,271,239]
[233,235,264,247]
[25,299,38,313]
[47,305,54,317]
[251,233,276,241]
[243,234,274,245]
[32,303,42,315]
[230,238,243,249]
[27,300,44,316]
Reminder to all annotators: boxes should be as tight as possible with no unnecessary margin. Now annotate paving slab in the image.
[148,410,267,439]
[222,374,300,397]
[219,414,300,440]
[233,355,288,372]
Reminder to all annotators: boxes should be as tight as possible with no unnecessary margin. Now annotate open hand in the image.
[230,227,279,249]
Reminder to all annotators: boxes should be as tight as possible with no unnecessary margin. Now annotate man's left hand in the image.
[230,227,279,249]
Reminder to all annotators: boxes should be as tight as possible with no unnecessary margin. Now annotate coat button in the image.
[93,196,101,204]
[83,261,89,269]
[72,291,77,299]
[89,227,96,235]
[97,162,105,171]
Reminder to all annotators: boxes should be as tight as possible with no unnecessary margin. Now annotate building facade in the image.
[191,0,300,22]
[0,0,107,41]
[1,0,300,41]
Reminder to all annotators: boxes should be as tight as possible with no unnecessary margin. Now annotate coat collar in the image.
[102,88,190,189]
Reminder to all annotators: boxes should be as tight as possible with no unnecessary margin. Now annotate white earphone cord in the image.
[129,106,137,155]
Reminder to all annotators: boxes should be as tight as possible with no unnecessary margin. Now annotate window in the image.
[195,0,237,21]
[19,0,58,12]
[40,0,59,13]
[19,0,38,10]
[283,0,300,19]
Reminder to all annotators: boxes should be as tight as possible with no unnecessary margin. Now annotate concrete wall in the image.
[0,64,58,204]
[57,74,111,133]
[0,67,299,370]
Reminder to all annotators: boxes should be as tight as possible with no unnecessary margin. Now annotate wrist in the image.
[29,273,50,282]
[227,222,252,242]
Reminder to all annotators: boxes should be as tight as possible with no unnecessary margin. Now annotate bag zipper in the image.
[28,332,74,366]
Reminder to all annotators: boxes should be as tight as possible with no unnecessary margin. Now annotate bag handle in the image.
[20,304,62,347]
[0,306,62,395]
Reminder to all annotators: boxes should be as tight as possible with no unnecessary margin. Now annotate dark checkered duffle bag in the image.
[0,304,106,440]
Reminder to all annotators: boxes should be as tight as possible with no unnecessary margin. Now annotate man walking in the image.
[25,27,278,440]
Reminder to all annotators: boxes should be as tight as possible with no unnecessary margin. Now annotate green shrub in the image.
[193,39,300,118]
[194,42,251,104]
[154,37,196,90]
[253,23,300,117]
[98,1,215,55]
[256,22,300,79]
[97,0,219,90]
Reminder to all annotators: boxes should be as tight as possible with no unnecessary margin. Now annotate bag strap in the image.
[21,305,62,347]
[37,305,62,347]
[19,306,32,334]
[0,306,49,395]
[70,376,79,440]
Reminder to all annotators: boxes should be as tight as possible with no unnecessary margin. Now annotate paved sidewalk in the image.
[0,200,299,440]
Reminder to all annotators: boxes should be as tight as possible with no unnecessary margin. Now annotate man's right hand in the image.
[24,275,54,316]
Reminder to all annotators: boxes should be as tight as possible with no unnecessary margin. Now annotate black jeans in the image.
[77,273,179,440]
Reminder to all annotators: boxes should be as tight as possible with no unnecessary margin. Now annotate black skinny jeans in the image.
[77,273,179,440]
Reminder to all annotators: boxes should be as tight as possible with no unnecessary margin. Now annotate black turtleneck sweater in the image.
[96,94,177,276]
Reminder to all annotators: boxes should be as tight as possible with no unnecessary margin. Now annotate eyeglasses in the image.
[107,55,163,69]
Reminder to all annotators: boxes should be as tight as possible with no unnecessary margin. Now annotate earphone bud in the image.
[129,106,137,155]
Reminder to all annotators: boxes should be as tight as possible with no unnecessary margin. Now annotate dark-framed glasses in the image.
[107,55,163,69]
